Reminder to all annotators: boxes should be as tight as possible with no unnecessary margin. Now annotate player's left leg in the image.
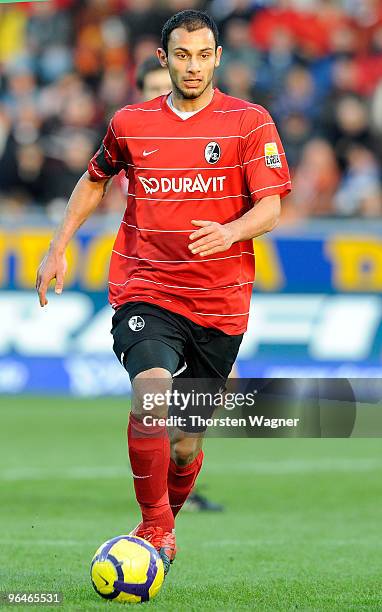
[167,429,204,517]
[171,365,238,513]
[166,324,243,518]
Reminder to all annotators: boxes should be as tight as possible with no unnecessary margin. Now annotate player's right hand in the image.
[36,249,67,307]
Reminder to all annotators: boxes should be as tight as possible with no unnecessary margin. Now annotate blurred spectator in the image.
[271,66,318,122]
[16,102,41,145]
[219,18,259,76]
[329,22,359,57]
[345,0,382,52]
[331,57,360,95]
[11,142,46,203]
[2,65,38,119]
[255,26,296,97]
[61,88,98,129]
[334,146,382,217]
[136,56,171,100]
[0,104,17,195]
[289,138,340,217]
[331,96,376,170]
[167,0,203,11]
[99,67,131,117]
[250,0,351,58]
[38,74,94,128]
[26,2,72,56]
[28,128,97,221]
[370,78,382,136]
[132,37,161,71]
[279,112,314,170]
[122,0,170,47]
[218,62,256,103]
[210,0,256,39]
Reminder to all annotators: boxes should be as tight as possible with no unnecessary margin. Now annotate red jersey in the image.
[88,89,291,335]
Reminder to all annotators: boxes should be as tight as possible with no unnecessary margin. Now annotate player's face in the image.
[158,27,222,100]
[142,69,172,101]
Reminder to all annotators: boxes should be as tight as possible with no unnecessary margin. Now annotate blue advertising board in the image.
[1,221,381,394]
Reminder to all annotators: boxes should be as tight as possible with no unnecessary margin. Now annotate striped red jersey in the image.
[88,89,291,335]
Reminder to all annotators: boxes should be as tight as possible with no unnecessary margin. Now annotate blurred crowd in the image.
[1,0,382,221]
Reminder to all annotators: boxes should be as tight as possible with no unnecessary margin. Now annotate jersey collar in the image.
[161,88,222,122]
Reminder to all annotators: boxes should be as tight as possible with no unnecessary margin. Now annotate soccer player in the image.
[137,55,224,515]
[36,10,291,575]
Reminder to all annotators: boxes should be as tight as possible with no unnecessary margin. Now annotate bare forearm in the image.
[226,195,281,243]
[189,195,281,258]
[50,171,109,253]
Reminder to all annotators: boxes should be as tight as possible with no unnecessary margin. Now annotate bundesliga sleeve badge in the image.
[264,142,282,168]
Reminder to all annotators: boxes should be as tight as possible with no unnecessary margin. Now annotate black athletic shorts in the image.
[111,301,243,432]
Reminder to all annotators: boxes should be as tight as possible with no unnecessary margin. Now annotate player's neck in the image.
[171,85,215,113]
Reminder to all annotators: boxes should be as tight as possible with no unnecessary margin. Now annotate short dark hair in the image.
[161,10,219,56]
[136,56,164,90]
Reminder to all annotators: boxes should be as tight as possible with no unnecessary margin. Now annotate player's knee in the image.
[171,436,201,466]
[132,368,172,418]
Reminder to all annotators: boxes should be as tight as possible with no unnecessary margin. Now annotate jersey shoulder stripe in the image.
[112,95,166,132]
[214,91,267,116]
[119,95,165,112]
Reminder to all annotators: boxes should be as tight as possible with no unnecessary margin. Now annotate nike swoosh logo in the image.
[143,149,159,157]
[97,573,109,586]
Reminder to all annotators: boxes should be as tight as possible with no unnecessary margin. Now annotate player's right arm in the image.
[36,112,126,307]
[36,172,110,306]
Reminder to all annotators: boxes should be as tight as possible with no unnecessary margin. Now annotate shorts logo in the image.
[205,141,221,164]
[128,315,145,331]
[265,142,282,168]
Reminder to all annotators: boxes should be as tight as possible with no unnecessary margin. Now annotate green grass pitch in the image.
[0,396,381,611]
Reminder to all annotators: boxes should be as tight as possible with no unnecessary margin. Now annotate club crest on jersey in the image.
[128,315,145,332]
[264,142,282,168]
[205,141,221,164]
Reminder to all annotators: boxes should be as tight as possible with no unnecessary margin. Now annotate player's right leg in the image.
[129,366,174,531]
[111,303,186,574]
[128,363,177,575]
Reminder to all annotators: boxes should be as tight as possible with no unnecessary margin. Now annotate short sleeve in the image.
[88,116,126,180]
[241,110,291,202]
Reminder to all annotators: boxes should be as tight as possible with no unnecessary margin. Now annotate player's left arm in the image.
[189,109,290,257]
[189,194,280,257]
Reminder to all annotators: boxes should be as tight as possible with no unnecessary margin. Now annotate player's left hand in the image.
[188,220,236,257]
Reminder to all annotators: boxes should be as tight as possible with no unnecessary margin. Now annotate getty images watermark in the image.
[133,378,380,437]
[141,389,300,431]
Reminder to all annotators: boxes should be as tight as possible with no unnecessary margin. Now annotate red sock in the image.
[127,413,174,531]
[168,450,204,517]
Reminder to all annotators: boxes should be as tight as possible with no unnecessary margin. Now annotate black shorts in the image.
[111,301,243,431]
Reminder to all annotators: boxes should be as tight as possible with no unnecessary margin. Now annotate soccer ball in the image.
[91,535,165,604]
